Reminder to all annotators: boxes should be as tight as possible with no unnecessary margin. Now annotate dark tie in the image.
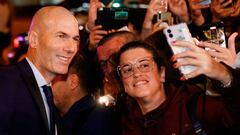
[42,85,55,135]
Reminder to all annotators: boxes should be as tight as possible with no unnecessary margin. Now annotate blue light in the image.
[18,36,24,42]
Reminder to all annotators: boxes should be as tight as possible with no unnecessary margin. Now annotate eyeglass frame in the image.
[99,53,118,71]
[117,57,155,79]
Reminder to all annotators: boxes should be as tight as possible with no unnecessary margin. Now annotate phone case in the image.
[163,23,196,75]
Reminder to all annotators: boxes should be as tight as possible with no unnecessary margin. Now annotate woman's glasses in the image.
[117,57,154,79]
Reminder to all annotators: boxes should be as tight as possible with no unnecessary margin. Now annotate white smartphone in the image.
[163,23,196,75]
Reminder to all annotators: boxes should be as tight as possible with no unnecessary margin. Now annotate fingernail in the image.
[171,41,176,44]
[180,76,186,81]
[173,63,177,68]
[170,56,176,61]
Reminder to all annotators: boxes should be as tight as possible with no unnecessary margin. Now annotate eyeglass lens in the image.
[118,58,153,78]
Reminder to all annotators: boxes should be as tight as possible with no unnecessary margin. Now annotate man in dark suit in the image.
[0,6,80,135]
[52,53,120,135]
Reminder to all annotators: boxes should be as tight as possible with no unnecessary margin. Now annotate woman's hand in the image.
[171,40,232,85]
[198,32,238,68]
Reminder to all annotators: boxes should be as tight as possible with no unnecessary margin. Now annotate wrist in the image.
[175,15,191,25]
[219,68,233,88]
[220,79,232,88]
[142,21,153,29]
[211,15,221,23]
[85,22,94,32]
[140,28,152,39]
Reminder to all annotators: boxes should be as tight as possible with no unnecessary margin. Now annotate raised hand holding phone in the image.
[171,39,231,83]
[86,0,103,31]
[163,23,196,75]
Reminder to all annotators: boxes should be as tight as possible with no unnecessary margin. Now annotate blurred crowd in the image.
[0,0,240,135]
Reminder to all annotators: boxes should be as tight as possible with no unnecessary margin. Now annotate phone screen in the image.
[152,12,171,24]
[95,7,129,30]
[202,22,226,48]
[115,10,128,20]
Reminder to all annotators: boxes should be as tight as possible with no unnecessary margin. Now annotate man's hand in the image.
[168,0,190,23]
[89,25,108,51]
[86,0,103,32]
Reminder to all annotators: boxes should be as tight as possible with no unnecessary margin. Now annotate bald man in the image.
[0,6,80,135]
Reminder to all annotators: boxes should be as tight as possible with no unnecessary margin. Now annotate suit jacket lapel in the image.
[16,59,49,134]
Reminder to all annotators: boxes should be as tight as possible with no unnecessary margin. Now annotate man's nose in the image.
[64,39,79,53]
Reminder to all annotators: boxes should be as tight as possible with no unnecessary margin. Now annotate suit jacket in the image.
[0,59,62,135]
[61,94,121,135]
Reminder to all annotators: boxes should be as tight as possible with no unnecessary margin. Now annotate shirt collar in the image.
[26,57,48,87]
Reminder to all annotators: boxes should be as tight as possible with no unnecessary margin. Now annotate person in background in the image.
[5,33,29,64]
[96,31,139,100]
[210,0,240,23]
[88,25,109,51]
[141,0,191,39]
[188,0,240,38]
[0,0,12,65]
[85,0,103,33]
[86,0,140,52]
[52,52,119,135]
[116,41,240,135]
[211,0,240,37]
[0,6,80,135]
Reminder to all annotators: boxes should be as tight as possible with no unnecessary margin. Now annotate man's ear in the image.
[160,66,165,83]
[28,31,38,48]
[69,74,80,90]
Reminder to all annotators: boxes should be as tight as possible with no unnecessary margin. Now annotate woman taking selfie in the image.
[116,41,240,135]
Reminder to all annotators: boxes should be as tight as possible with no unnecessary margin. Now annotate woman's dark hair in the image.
[144,30,181,83]
[116,40,164,71]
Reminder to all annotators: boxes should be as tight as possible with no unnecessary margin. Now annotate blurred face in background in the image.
[97,36,129,76]
[51,75,70,110]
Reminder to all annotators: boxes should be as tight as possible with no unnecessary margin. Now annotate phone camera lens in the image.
[169,34,173,38]
[167,29,171,33]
